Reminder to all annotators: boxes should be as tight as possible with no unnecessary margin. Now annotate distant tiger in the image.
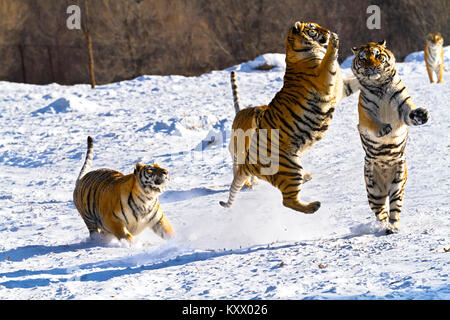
[220,21,360,213]
[351,41,429,233]
[73,136,174,242]
[424,33,445,83]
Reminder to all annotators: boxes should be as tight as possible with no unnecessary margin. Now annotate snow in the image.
[31,95,101,115]
[0,47,449,300]
[340,55,355,69]
[404,46,450,64]
[232,53,286,72]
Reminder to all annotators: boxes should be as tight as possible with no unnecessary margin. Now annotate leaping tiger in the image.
[73,136,174,242]
[351,40,429,233]
[220,21,360,213]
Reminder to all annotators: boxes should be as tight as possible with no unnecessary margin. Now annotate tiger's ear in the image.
[134,162,144,175]
[378,40,386,47]
[351,47,358,54]
[292,21,303,35]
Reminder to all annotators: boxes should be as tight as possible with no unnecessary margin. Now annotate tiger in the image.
[350,40,429,233]
[219,21,360,213]
[73,136,174,242]
[424,33,445,83]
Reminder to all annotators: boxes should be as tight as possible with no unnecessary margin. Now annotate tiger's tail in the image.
[230,71,241,113]
[77,136,94,182]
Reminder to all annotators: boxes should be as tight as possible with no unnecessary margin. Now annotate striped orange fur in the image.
[351,41,429,233]
[73,136,174,242]
[220,21,360,213]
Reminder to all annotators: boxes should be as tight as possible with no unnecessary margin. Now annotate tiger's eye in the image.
[308,30,317,37]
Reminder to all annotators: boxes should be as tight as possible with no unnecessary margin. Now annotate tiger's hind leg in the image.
[109,225,134,242]
[249,175,259,185]
[387,161,407,233]
[219,167,250,208]
[261,154,319,214]
[437,65,444,83]
[281,179,320,214]
[282,195,321,214]
[426,64,434,83]
[102,214,134,242]
[271,170,320,214]
[243,176,259,189]
[83,219,116,243]
[79,211,103,240]
[87,228,101,240]
[231,154,257,190]
[364,161,390,230]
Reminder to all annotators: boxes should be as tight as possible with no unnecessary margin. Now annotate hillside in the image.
[0,0,448,84]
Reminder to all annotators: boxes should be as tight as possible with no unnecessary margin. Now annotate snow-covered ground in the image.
[0,48,448,300]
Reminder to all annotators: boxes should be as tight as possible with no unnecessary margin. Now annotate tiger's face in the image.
[351,41,395,82]
[426,33,443,47]
[134,162,170,193]
[286,21,330,63]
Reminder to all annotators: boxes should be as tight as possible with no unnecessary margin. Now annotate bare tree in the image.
[77,0,96,88]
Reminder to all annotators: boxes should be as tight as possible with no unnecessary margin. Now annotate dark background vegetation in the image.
[0,0,448,85]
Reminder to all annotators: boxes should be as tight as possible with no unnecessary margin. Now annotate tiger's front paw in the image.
[377,123,392,137]
[329,32,339,49]
[409,108,429,125]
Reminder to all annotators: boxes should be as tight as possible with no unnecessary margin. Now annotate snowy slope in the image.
[0,49,448,300]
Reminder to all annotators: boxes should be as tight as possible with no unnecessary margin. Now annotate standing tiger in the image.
[219,21,360,213]
[73,136,174,242]
[351,41,429,233]
[424,33,445,83]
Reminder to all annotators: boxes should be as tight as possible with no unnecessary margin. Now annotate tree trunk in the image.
[84,0,95,88]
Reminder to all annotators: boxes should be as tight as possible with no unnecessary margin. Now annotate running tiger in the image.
[220,21,360,213]
[351,41,429,233]
[73,136,174,242]
[424,33,445,83]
